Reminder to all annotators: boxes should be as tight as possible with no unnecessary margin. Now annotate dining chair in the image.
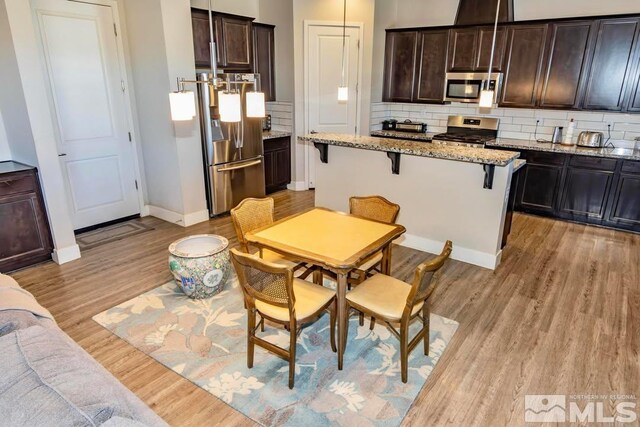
[348,195,400,283]
[345,240,453,383]
[230,248,337,389]
[230,197,314,279]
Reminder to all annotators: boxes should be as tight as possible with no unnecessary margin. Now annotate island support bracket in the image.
[314,142,328,163]
[483,164,495,189]
[386,152,401,175]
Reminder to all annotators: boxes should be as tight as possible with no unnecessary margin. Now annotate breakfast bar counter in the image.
[299,133,521,270]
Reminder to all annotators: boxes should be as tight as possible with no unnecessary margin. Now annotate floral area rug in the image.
[93,275,458,427]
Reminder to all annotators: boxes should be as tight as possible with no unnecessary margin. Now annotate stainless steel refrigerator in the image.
[197,72,266,216]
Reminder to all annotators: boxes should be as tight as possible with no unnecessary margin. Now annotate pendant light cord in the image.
[486,0,501,90]
[340,0,346,87]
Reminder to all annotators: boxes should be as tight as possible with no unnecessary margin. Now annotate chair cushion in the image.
[256,279,335,322]
[346,274,423,321]
[356,251,383,272]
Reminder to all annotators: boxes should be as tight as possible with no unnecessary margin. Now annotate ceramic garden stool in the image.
[168,234,230,299]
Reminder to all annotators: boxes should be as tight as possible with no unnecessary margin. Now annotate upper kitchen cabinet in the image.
[448,28,478,71]
[628,60,640,112]
[476,26,507,72]
[382,31,419,102]
[253,23,276,102]
[500,24,548,108]
[448,27,506,72]
[191,9,254,71]
[538,21,596,109]
[581,17,640,111]
[413,29,449,103]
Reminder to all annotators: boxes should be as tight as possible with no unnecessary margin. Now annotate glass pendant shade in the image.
[169,91,196,121]
[338,86,348,102]
[479,89,494,108]
[218,92,241,122]
[246,91,266,118]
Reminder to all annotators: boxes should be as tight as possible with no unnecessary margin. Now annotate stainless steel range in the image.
[432,116,499,148]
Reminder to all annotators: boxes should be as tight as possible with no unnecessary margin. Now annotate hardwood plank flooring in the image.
[8,190,640,426]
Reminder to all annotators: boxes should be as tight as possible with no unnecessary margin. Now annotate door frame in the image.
[303,20,364,189]
[35,0,146,225]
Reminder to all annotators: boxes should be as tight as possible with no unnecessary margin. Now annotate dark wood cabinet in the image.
[476,27,507,72]
[448,28,477,71]
[191,9,254,71]
[0,162,53,272]
[493,148,640,233]
[539,21,595,109]
[218,14,253,70]
[253,23,276,102]
[413,30,449,103]
[382,31,418,102]
[263,136,291,193]
[625,45,640,112]
[559,157,616,220]
[582,17,640,111]
[608,170,640,226]
[500,24,548,108]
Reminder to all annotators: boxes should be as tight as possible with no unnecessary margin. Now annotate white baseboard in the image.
[51,244,81,265]
[287,181,308,191]
[397,234,501,270]
[183,209,210,227]
[146,205,209,227]
[139,205,150,217]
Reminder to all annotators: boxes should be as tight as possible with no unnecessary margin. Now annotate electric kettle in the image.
[577,131,604,148]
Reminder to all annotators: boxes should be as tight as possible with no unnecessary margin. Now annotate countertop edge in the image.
[486,138,640,161]
[300,135,520,167]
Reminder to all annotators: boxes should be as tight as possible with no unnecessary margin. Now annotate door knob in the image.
[58,153,67,157]
[310,130,318,134]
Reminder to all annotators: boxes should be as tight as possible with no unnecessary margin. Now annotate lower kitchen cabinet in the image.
[503,149,640,233]
[263,136,291,194]
[0,162,53,272]
[607,161,640,228]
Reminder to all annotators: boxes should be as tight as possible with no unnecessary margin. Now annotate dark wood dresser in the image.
[0,161,53,272]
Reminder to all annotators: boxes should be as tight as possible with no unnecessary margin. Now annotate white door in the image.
[306,24,361,188]
[32,0,139,230]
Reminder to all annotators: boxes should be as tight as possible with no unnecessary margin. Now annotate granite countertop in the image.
[300,133,520,167]
[370,130,436,142]
[513,159,526,172]
[0,160,35,175]
[263,130,292,140]
[486,137,640,161]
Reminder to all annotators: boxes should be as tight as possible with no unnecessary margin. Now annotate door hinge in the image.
[128,132,132,142]
[121,80,125,93]
[357,39,360,49]
[355,126,358,133]
[134,180,138,190]
[113,23,118,37]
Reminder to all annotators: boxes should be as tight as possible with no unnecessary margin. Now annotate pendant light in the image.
[218,91,242,122]
[169,88,196,121]
[246,75,266,118]
[479,0,501,108]
[337,0,348,102]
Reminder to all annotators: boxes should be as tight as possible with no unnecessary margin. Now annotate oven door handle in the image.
[217,158,262,172]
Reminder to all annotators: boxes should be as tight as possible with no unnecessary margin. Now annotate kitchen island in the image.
[299,133,520,269]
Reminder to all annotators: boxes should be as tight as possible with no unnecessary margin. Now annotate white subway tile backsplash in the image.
[369,102,640,145]
[266,101,293,132]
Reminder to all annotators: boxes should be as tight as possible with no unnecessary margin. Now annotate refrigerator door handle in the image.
[216,158,262,172]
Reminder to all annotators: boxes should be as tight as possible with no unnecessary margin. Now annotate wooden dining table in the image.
[245,207,406,369]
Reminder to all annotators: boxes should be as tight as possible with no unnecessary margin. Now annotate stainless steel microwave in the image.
[444,72,503,104]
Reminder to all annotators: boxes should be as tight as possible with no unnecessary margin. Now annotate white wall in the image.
[0,109,11,161]
[124,0,208,225]
[190,0,259,19]
[259,0,294,102]
[292,0,375,186]
[1,0,79,263]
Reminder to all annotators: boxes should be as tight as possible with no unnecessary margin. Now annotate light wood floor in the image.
[9,190,640,426]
